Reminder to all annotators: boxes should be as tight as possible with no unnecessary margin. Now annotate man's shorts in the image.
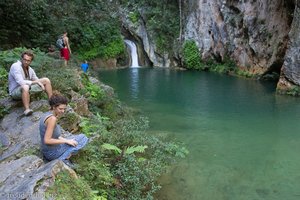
[11,84,43,100]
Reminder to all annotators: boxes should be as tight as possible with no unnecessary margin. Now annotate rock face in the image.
[0,156,75,200]
[90,58,117,69]
[277,1,300,92]
[183,0,293,75]
[120,8,175,67]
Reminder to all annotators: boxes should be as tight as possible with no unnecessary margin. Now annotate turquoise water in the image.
[99,67,300,200]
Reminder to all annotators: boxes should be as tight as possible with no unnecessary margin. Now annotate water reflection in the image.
[129,68,139,99]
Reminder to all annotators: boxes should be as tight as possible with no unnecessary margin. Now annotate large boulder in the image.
[70,90,91,117]
[0,100,48,162]
[0,155,77,200]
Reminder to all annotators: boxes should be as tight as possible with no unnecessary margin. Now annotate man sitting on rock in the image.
[8,50,53,116]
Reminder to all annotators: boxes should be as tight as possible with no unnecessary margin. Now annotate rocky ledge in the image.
[0,93,91,199]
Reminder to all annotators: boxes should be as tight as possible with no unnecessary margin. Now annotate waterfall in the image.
[125,39,139,68]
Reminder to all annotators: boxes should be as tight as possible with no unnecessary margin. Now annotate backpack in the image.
[56,37,64,49]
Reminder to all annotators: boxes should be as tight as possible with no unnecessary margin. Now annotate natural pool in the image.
[100,67,300,200]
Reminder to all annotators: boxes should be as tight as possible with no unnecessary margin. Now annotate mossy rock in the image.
[58,111,81,132]
[46,171,99,200]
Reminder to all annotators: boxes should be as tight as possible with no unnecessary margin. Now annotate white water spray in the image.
[125,39,139,68]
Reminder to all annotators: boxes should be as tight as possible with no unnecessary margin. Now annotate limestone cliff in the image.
[183,0,294,74]
[122,0,300,93]
[277,0,300,93]
[183,0,300,93]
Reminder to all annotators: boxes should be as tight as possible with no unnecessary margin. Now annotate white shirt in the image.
[8,60,38,95]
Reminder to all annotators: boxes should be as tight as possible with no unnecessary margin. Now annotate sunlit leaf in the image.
[125,145,148,155]
[101,143,121,154]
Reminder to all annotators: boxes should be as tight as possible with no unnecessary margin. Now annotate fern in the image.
[101,143,148,155]
[101,143,122,154]
[125,145,148,155]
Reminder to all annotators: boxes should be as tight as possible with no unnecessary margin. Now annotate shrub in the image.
[286,85,300,96]
[183,40,204,70]
[0,47,28,70]
[235,68,253,78]
[76,20,125,60]
[0,47,57,70]
[79,113,111,137]
[0,67,8,99]
[208,57,236,74]
[75,115,188,200]
[129,11,139,24]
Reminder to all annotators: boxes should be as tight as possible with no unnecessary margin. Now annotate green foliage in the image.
[0,106,9,119]
[183,40,204,70]
[0,0,126,60]
[0,47,28,70]
[80,75,105,106]
[72,144,114,198]
[75,115,187,200]
[0,0,54,50]
[36,65,82,93]
[76,20,125,60]
[125,145,147,155]
[46,171,105,200]
[0,0,179,60]
[102,143,122,154]
[208,57,236,74]
[112,155,161,199]
[156,36,167,52]
[129,11,139,24]
[79,113,111,137]
[0,47,58,70]
[101,143,148,155]
[235,68,253,78]
[286,85,300,96]
[0,67,8,99]
[276,85,300,96]
[28,48,58,69]
[80,74,125,120]
[86,82,105,100]
[122,0,180,52]
[101,37,125,60]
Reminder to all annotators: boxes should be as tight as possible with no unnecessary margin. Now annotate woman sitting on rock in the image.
[39,94,88,168]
